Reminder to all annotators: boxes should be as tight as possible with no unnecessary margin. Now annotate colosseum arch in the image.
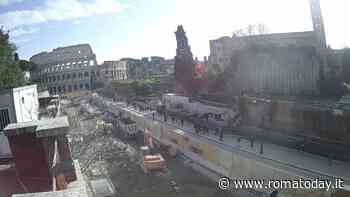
[29,44,98,93]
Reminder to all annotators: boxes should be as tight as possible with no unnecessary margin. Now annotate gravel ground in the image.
[61,97,236,197]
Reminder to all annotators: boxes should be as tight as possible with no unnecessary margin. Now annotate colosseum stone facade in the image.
[30,44,100,95]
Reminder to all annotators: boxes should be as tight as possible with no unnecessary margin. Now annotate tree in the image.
[0,28,25,90]
[342,47,350,83]
[232,24,270,48]
[18,60,35,71]
[14,53,19,61]
[232,24,269,37]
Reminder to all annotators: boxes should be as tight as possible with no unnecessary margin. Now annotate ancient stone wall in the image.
[242,97,350,143]
[228,45,321,96]
[209,31,319,72]
[30,44,95,65]
[30,44,98,95]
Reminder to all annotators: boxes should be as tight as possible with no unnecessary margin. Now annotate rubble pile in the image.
[62,98,137,174]
[61,95,234,197]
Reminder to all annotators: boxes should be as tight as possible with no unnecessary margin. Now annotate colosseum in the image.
[30,44,100,95]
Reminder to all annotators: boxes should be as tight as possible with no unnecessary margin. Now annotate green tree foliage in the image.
[18,60,36,71]
[111,79,160,98]
[343,48,350,83]
[0,28,25,90]
[111,80,135,98]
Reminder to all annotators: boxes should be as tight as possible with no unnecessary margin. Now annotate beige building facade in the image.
[207,0,327,96]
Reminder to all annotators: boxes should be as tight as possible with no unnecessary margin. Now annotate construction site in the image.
[61,93,235,197]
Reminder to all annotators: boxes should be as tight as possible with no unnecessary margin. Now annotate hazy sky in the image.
[0,0,349,63]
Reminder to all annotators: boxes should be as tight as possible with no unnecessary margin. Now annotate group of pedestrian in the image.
[193,124,209,135]
[160,113,185,127]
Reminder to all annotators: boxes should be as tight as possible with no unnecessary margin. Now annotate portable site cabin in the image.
[0,85,39,159]
[118,117,137,137]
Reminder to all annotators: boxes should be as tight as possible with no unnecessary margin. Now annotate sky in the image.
[0,0,349,64]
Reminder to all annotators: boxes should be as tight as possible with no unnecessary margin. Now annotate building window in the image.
[21,97,24,104]
[73,73,77,79]
[79,72,83,78]
[0,108,10,130]
[85,84,89,89]
[67,74,71,80]
[80,84,84,89]
[84,71,89,77]
[57,75,61,81]
[62,74,65,80]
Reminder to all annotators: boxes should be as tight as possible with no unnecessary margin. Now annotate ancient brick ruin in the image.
[174,25,196,96]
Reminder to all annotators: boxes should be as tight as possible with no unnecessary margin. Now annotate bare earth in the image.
[62,97,235,197]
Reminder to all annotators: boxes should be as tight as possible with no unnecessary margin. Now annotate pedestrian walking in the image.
[219,128,223,141]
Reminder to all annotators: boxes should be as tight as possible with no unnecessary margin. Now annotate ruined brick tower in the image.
[174,25,195,96]
[309,0,327,48]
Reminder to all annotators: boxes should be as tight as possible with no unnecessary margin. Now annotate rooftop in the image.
[38,91,59,100]
[38,91,50,99]
[3,116,70,137]
[11,161,89,197]
[120,117,136,125]
[212,31,316,42]
[12,84,37,92]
